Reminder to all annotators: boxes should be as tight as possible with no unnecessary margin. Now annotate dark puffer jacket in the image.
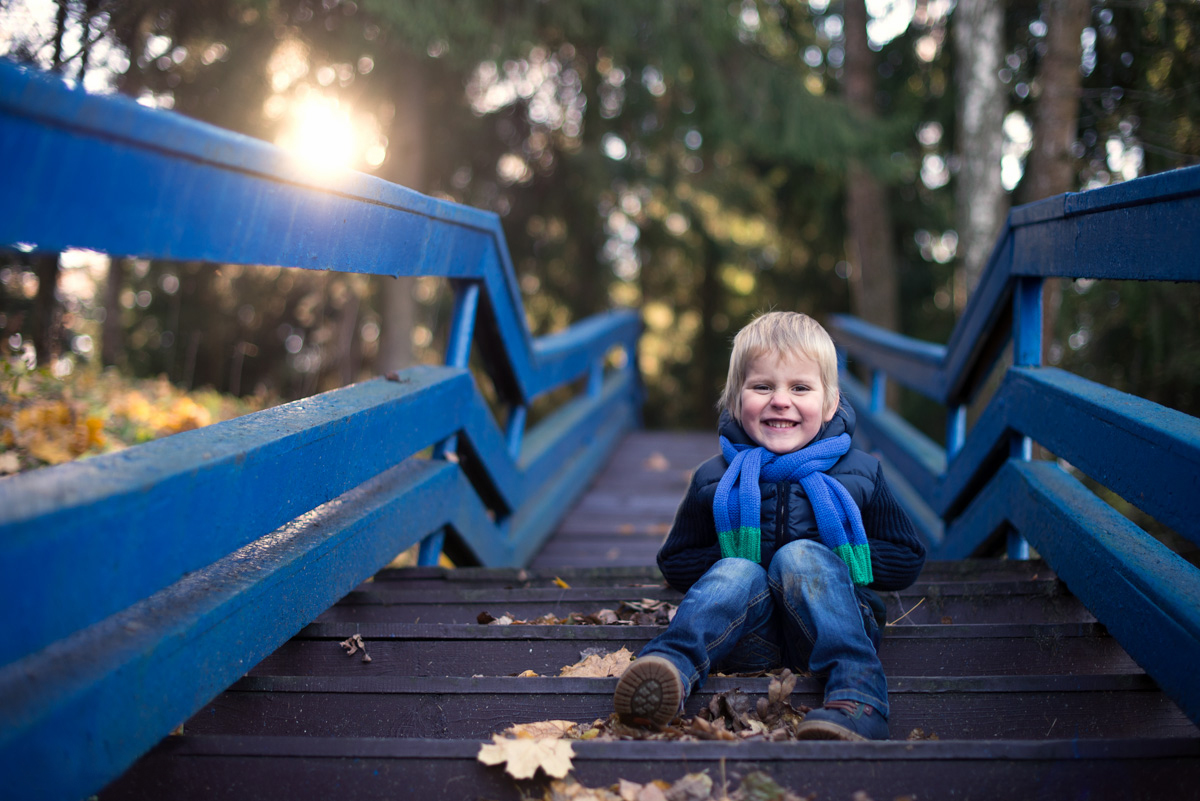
[656,403,926,595]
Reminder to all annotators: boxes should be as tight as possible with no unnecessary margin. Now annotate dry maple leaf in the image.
[477,734,575,779]
[505,720,580,739]
[559,647,634,678]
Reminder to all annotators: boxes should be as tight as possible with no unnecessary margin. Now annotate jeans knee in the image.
[769,539,840,582]
[706,557,768,586]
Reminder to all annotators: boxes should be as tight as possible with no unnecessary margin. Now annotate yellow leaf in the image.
[559,647,635,678]
[504,720,578,739]
[553,576,571,589]
[477,734,574,779]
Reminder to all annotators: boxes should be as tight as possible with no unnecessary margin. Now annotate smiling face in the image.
[738,349,836,454]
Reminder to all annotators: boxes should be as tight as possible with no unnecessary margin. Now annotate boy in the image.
[613,312,926,740]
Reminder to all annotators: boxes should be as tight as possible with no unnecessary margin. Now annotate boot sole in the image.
[613,656,683,726]
[794,719,869,742]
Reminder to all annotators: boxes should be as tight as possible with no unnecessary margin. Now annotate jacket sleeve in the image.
[863,464,927,591]
[656,473,723,593]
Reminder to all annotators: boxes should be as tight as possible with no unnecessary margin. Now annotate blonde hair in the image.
[719,311,840,421]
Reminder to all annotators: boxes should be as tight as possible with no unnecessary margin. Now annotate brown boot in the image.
[613,655,685,726]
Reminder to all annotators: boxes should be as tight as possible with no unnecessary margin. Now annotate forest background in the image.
[0,0,1198,475]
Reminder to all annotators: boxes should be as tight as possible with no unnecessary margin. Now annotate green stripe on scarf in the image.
[718,525,761,563]
[832,543,874,586]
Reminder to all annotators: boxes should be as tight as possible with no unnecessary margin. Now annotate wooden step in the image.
[373,559,1057,586]
[251,621,1140,678]
[101,736,1200,801]
[316,584,1094,626]
[185,675,1195,741]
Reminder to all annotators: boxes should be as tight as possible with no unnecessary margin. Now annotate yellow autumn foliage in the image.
[0,363,275,475]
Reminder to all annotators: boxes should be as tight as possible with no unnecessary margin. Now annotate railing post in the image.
[418,280,481,567]
[1006,276,1044,560]
[870,370,887,415]
[946,405,967,461]
[506,404,527,459]
[588,359,605,398]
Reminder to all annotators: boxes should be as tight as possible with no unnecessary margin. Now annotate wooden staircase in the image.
[99,433,1200,800]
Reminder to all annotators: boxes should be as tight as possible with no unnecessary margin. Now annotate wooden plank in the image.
[943,367,1200,543]
[0,458,498,801]
[99,736,1200,801]
[250,622,1139,678]
[0,366,501,667]
[314,591,1093,626]
[185,675,1196,741]
[0,61,642,404]
[370,559,1054,587]
[948,461,1200,726]
[339,578,1069,604]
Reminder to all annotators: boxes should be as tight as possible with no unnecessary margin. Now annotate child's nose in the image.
[770,390,789,407]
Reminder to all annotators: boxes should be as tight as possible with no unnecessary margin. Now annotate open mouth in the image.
[763,420,798,429]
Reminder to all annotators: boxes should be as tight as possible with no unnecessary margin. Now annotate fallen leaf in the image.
[637,783,668,801]
[554,576,572,589]
[559,647,635,678]
[0,452,19,474]
[338,634,372,662]
[645,452,670,471]
[477,734,575,779]
[664,772,713,801]
[615,779,644,801]
[515,669,540,678]
[506,720,580,739]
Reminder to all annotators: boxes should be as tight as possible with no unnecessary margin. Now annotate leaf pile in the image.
[517,770,811,801]
[503,670,815,745]
[477,598,677,627]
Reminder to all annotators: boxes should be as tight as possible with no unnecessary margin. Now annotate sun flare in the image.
[278,95,358,174]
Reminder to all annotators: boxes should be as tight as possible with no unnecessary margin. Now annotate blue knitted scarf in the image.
[712,432,873,585]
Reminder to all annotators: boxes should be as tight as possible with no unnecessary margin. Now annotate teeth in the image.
[765,421,796,428]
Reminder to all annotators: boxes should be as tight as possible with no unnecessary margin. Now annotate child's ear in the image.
[823,392,839,423]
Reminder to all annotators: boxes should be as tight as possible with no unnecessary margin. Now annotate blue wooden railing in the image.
[0,61,640,800]
[828,165,1200,729]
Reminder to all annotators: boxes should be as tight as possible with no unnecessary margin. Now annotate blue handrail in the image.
[827,164,1200,727]
[0,61,640,800]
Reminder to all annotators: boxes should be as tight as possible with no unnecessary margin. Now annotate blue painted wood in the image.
[829,316,946,400]
[1012,277,1042,367]
[841,373,944,501]
[0,366,511,667]
[0,62,640,406]
[944,460,1200,724]
[0,60,645,801]
[0,456,503,801]
[828,160,1200,721]
[937,368,1200,546]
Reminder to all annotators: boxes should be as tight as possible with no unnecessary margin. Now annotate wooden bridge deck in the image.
[530,430,713,569]
[99,431,1200,800]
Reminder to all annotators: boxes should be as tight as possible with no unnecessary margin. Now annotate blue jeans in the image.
[640,539,888,716]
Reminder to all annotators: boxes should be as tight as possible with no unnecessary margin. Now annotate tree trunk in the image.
[842,0,901,334]
[31,254,61,367]
[375,55,427,374]
[101,257,127,367]
[102,10,153,367]
[1022,0,1090,362]
[953,0,1008,301]
[1022,0,1090,203]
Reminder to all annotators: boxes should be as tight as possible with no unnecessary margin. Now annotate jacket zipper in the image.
[776,481,789,546]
